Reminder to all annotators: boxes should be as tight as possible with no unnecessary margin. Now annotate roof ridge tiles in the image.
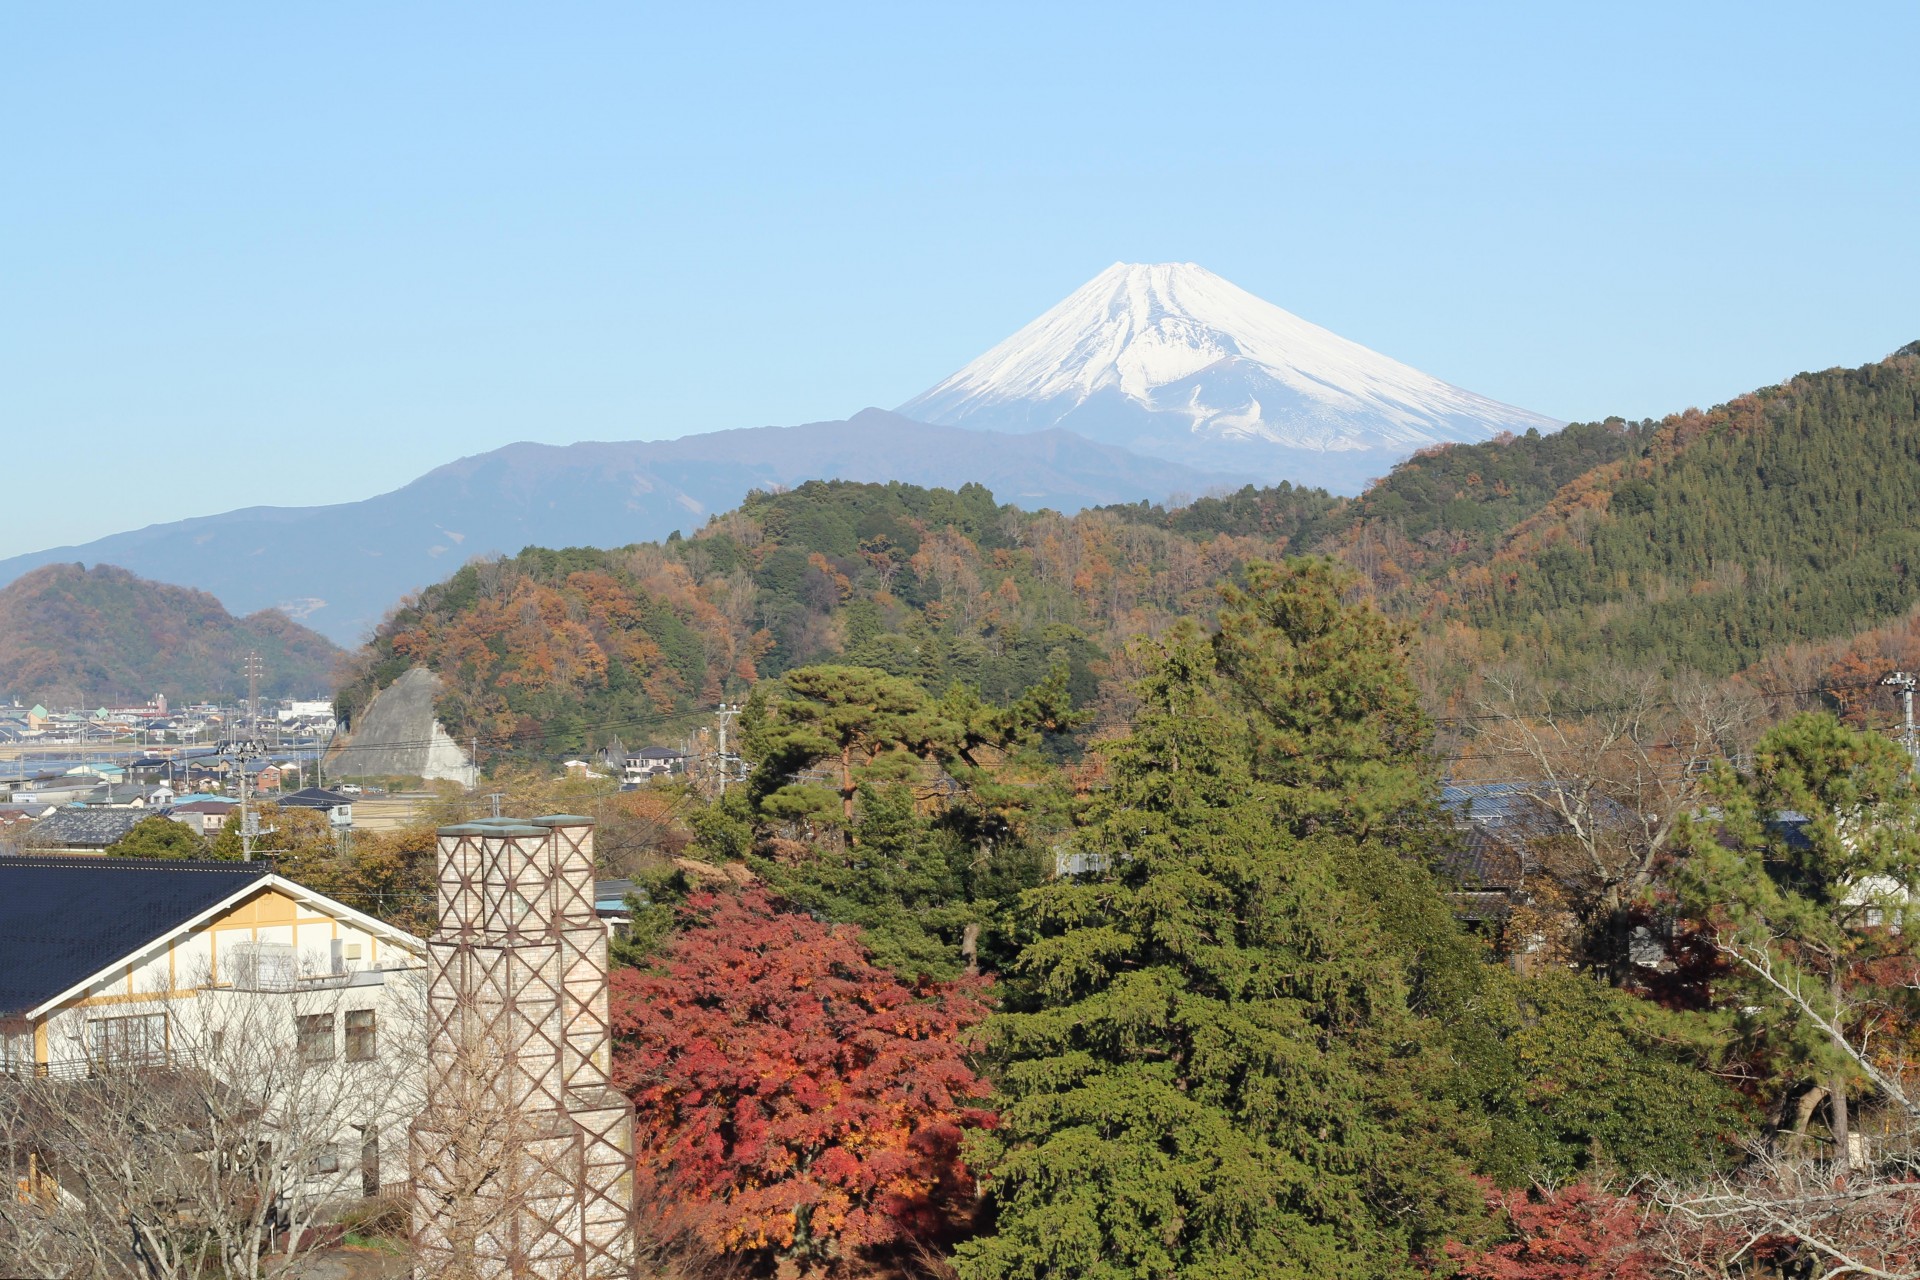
[0,854,270,872]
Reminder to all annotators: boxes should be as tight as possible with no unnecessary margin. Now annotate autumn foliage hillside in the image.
[337,480,1315,752]
[339,344,1920,747]
[0,561,343,704]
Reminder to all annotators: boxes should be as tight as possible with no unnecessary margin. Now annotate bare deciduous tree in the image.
[1647,920,1920,1276]
[1468,667,1762,976]
[0,970,425,1280]
[408,994,586,1280]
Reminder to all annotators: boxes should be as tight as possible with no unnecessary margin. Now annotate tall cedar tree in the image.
[957,560,1483,1280]
[1673,712,1920,1160]
[608,889,993,1276]
[1211,557,1431,837]
[1211,560,1741,1183]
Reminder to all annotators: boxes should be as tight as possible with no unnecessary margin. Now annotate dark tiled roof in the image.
[1438,824,1526,892]
[279,787,350,809]
[26,807,152,849]
[0,856,270,1015]
[1448,890,1516,923]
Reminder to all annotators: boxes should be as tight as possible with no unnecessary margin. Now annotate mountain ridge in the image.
[0,412,1249,644]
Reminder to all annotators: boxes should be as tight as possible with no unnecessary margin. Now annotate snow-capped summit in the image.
[899,263,1560,491]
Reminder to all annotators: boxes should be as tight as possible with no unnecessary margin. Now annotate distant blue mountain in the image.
[0,410,1246,645]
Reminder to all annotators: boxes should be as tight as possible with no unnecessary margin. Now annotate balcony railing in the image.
[0,1051,185,1082]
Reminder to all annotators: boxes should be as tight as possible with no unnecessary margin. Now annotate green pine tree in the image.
[1672,712,1920,1161]
[104,814,210,860]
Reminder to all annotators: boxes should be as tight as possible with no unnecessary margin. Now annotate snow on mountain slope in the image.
[899,263,1561,488]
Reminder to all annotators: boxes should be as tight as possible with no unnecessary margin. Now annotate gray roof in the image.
[279,787,351,810]
[1440,782,1636,835]
[25,807,152,850]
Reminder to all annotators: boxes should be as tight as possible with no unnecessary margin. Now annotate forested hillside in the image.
[342,344,1920,754]
[1446,346,1920,676]
[0,562,343,704]
[338,480,1300,753]
[312,344,1920,1278]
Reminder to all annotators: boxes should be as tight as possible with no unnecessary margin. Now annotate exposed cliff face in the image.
[328,667,472,784]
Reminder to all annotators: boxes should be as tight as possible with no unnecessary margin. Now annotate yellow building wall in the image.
[29,884,408,1066]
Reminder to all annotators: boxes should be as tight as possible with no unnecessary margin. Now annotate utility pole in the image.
[242,651,263,738]
[1885,672,1920,766]
[714,702,740,797]
[223,738,266,860]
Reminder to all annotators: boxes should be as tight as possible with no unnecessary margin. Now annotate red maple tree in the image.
[609,889,993,1274]
[1445,1179,1660,1279]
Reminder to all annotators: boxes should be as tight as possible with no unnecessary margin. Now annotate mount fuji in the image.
[899,262,1561,492]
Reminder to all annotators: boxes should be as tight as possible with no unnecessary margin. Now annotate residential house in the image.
[279,787,353,831]
[0,806,52,851]
[0,856,427,1200]
[1437,783,1565,910]
[22,808,174,854]
[1763,809,1916,928]
[593,878,638,940]
[622,745,686,782]
[171,798,239,837]
[1437,781,1670,963]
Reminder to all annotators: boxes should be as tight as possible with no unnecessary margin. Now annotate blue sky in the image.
[4,2,1917,557]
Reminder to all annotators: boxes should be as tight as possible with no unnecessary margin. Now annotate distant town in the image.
[0,692,711,857]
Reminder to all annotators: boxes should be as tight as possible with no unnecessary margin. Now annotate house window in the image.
[309,1147,341,1175]
[344,1009,376,1062]
[1,1026,34,1074]
[296,1013,335,1064]
[88,1013,167,1071]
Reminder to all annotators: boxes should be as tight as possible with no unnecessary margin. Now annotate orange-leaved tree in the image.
[1444,1179,1661,1279]
[609,888,993,1276]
